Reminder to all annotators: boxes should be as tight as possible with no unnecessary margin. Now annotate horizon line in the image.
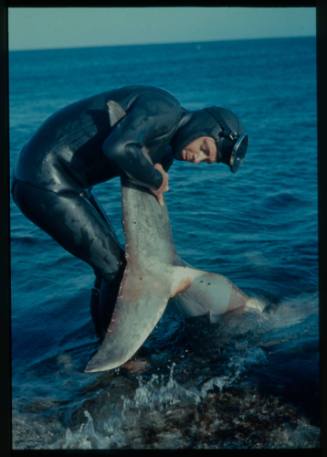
[9,33,315,53]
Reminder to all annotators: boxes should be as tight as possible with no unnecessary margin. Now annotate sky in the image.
[9,7,315,51]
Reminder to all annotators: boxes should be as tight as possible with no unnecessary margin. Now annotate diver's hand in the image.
[151,163,169,206]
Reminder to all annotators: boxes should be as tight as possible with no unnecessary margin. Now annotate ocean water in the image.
[9,37,319,449]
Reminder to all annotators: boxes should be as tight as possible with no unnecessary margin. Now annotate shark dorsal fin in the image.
[106,100,126,126]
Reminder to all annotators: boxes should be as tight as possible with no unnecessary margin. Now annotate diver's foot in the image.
[122,358,150,374]
[244,298,266,313]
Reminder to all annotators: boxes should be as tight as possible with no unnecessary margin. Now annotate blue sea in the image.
[10,37,319,449]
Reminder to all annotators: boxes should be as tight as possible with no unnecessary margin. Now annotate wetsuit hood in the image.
[172,106,246,170]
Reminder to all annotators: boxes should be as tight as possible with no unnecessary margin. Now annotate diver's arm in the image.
[160,144,175,172]
[103,141,163,190]
[102,97,173,190]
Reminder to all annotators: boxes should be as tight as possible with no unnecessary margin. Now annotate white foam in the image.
[245,298,266,313]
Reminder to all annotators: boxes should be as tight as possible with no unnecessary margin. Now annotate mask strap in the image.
[204,108,238,141]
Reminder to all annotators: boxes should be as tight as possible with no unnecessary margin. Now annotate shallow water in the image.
[10,36,319,449]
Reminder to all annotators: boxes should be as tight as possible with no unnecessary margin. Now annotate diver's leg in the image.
[12,180,126,337]
[90,266,125,340]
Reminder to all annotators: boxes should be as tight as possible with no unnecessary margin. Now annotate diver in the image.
[11,85,248,339]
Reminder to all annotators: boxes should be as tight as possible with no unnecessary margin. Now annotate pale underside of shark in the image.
[85,181,249,373]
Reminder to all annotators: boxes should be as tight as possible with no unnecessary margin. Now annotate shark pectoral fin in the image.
[85,265,172,373]
[169,266,203,297]
[173,270,249,318]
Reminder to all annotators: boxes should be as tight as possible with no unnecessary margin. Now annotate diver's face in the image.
[181,136,217,164]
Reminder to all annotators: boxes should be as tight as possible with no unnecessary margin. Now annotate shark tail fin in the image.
[85,265,199,373]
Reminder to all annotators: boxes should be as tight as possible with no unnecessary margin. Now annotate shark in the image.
[85,180,250,373]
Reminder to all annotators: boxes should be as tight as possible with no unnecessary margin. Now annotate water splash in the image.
[47,358,319,450]
[13,292,319,450]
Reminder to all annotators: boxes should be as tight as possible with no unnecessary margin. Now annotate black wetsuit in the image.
[11,85,191,336]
